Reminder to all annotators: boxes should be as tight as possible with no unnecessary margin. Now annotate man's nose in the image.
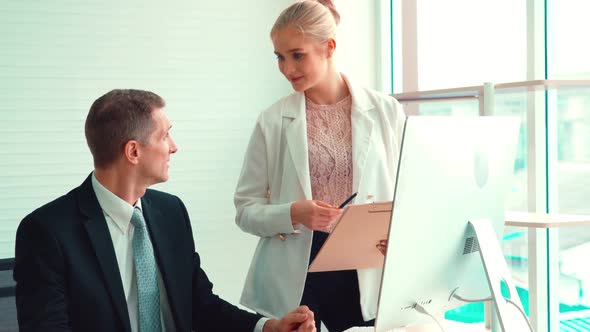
[169,136,178,154]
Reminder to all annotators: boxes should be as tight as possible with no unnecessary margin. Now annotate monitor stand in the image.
[469,219,533,332]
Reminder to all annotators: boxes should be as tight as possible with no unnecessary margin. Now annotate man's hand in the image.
[263,305,316,332]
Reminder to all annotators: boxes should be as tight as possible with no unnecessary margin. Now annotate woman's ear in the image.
[326,38,336,58]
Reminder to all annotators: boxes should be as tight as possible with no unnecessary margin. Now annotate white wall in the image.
[336,0,381,90]
[0,0,292,304]
[0,0,380,306]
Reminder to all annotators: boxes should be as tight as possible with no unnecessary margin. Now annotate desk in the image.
[345,321,489,332]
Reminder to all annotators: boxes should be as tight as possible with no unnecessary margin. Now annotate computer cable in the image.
[413,303,448,332]
[450,288,534,332]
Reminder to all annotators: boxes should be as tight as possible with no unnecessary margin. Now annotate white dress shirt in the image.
[92,174,175,332]
[92,173,268,332]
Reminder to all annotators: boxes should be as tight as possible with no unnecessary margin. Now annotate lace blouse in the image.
[305,95,353,207]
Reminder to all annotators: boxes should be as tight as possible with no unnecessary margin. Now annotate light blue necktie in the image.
[131,207,162,332]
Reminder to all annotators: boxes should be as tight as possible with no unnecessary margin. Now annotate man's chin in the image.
[147,175,169,187]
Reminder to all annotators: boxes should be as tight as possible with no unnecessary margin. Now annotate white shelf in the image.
[392,79,590,103]
[505,211,590,228]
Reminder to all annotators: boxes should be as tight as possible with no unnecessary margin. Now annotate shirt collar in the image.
[91,172,143,234]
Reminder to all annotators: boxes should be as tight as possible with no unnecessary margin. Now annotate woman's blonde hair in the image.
[271,0,340,43]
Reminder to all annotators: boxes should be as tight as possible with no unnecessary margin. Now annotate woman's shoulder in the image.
[344,75,400,108]
[358,85,398,105]
[350,83,403,117]
[348,82,406,131]
[258,91,302,123]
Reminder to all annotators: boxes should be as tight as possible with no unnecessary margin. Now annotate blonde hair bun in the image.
[271,0,341,42]
[316,0,340,25]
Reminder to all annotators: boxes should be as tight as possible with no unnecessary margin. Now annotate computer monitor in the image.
[375,116,529,331]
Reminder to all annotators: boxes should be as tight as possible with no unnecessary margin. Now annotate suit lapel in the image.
[285,94,313,199]
[77,175,132,332]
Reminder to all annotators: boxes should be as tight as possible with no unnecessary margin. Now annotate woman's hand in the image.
[376,239,387,256]
[290,200,342,232]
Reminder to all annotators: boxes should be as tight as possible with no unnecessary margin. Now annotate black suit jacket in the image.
[14,175,261,332]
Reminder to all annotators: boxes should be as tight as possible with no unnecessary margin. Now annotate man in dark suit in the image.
[14,89,316,332]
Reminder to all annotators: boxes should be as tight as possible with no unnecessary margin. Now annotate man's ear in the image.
[124,140,140,165]
[326,38,336,58]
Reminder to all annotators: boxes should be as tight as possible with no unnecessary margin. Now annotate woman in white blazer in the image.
[234,1,406,331]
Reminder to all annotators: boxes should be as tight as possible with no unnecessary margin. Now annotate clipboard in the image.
[308,201,393,272]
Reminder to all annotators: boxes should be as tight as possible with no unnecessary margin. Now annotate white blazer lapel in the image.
[351,108,374,193]
[284,93,312,199]
[346,75,375,193]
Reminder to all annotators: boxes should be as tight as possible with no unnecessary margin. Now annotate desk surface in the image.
[345,321,489,332]
[505,211,590,228]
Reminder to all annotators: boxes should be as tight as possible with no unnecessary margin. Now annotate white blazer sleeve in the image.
[234,120,296,238]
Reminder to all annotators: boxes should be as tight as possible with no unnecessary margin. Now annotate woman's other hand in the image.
[291,200,341,232]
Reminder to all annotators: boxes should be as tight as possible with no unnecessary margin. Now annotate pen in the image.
[338,192,358,209]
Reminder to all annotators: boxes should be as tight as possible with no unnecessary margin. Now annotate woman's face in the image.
[272,26,332,92]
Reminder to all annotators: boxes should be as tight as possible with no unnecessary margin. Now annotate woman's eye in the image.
[293,53,304,59]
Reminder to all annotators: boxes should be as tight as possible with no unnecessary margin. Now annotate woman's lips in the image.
[290,76,303,83]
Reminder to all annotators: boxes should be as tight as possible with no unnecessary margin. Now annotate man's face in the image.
[138,108,178,185]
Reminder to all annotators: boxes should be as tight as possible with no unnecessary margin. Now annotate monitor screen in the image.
[375,116,522,331]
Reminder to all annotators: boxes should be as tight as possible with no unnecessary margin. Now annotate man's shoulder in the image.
[28,187,79,220]
[144,188,182,206]
[20,186,82,235]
